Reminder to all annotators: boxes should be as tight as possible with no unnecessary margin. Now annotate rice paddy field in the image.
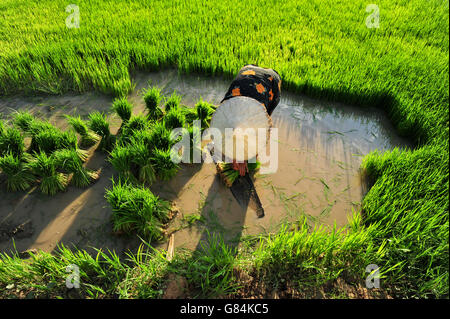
[0,0,448,300]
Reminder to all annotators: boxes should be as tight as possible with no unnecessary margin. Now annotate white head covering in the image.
[210,96,272,162]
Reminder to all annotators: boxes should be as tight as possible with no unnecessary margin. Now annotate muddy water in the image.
[0,69,411,255]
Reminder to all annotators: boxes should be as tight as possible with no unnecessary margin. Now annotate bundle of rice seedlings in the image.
[109,145,137,183]
[13,111,35,132]
[151,148,180,180]
[0,126,24,158]
[148,122,174,151]
[30,152,68,195]
[0,119,5,136]
[195,99,215,128]
[32,128,62,154]
[53,149,99,187]
[0,153,35,192]
[180,106,199,123]
[59,131,89,162]
[120,114,150,143]
[105,180,171,241]
[66,115,100,147]
[164,108,185,130]
[112,97,133,126]
[143,86,164,120]
[164,92,181,112]
[216,161,261,187]
[88,111,115,151]
[129,140,156,185]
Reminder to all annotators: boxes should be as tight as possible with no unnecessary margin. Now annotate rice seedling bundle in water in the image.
[151,148,180,180]
[0,153,35,192]
[120,114,150,144]
[164,92,181,112]
[112,97,133,126]
[109,145,138,183]
[105,180,171,241]
[13,111,35,132]
[53,149,99,187]
[217,161,261,187]
[143,86,164,120]
[148,122,174,151]
[164,108,186,130]
[129,141,156,185]
[66,115,100,147]
[0,120,5,136]
[195,99,215,128]
[88,111,115,151]
[0,127,24,158]
[30,152,67,195]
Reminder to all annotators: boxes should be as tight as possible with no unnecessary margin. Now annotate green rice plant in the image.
[195,99,215,128]
[88,111,115,152]
[164,92,181,112]
[0,120,5,136]
[0,127,24,158]
[0,153,35,192]
[112,97,133,126]
[217,161,261,187]
[180,106,199,124]
[143,86,164,120]
[164,108,185,130]
[105,180,171,241]
[12,111,35,132]
[53,149,99,188]
[109,145,137,183]
[31,127,63,155]
[148,122,174,151]
[129,140,156,185]
[120,114,150,144]
[30,152,67,195]
[151,148,180,181]
[66,115,100,148]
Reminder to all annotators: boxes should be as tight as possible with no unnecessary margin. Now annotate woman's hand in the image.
[232,160,248,176]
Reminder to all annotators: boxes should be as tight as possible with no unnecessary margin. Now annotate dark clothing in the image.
[222,64,282,115]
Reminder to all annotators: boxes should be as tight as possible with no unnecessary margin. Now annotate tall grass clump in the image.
[88,111,114,151]
[129,140,156,185]
[112,97,133,127]
[12,111,35,132]
[151,148,180,180]
[66,115,100,147]
[164,92,181,112]
[0,127,24,158]
[148,122,174,151]
[195,99,215,128]
[143,86,164,120]
[30,152,67,195]
[105,180,171,241]
[164,108,185,130]
[109,145,137,183]
[0,153,35,192]
[53,149,99,188]
[120,114,150,144]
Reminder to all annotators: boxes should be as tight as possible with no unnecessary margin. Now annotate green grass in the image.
[66,115,100,147]
[0,0,448,298]
[143,86,164,120]
[0,153,35,192]
[105,180,171,241]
